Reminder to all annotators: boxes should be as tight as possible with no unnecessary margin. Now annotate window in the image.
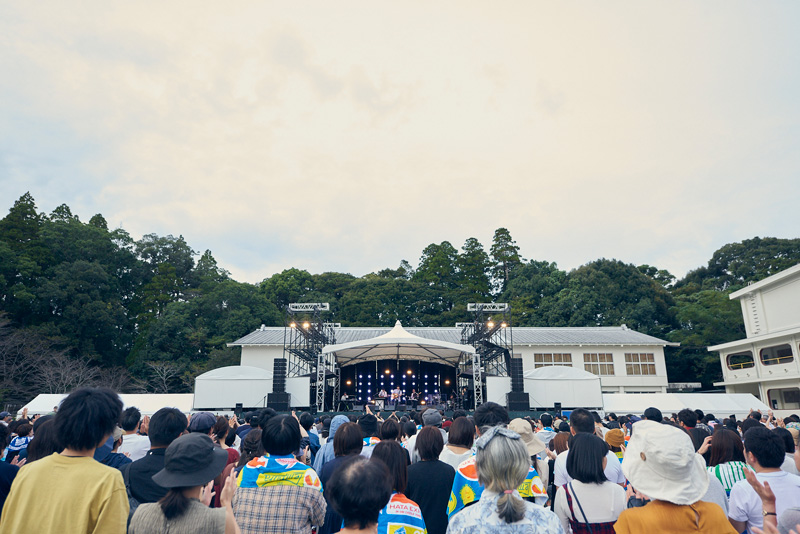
[624,353,655,375]
[533,353,572,368]
[584,353,615,375]
[760,344,794,366]
[768,388,800,410]
[727,351,755,370]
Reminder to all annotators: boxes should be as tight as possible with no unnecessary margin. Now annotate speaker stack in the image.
[272,358,287,393]
[507,356,529,411]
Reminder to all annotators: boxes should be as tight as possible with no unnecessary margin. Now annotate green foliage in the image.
[1,195,798,396]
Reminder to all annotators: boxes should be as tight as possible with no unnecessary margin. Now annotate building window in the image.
[534,353,572,368]
[624,353,655,375]
[584,353,614,375]
[768,387,800,410]
[760,344,794,366]
[727,351,755,370]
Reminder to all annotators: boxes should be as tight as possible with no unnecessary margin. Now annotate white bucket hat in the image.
[622,420,709,505]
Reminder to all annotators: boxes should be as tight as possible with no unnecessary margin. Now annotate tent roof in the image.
[18,393,196,416]
[195,365,273,380]
[322,321,475,367]
[523,366,600,381]
[602,393,769,416]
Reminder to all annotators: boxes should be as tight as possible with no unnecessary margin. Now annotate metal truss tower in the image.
[458,303,513,408]
[283,303,337,413]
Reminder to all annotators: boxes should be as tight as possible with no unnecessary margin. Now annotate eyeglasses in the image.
[475,425,520,450]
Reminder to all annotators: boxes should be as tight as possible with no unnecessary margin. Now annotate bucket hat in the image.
[152,433,228,488]
[622,420,708,505]
[508,418,546,456]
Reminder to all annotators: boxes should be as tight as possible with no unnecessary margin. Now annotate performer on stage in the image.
[408,389,418,408]
[377,388,387,398]
[391,386,402,402]
[340,393,352,411]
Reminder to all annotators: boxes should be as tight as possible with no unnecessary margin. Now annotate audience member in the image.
[554,433,626,533]
[439,416,474,470]
[119,407,151,461]
[327,456,392,534]
[0,387,128,533]
[707,428,748,497]
[553,408,625,487]
[233,414,325,534]
[407,426,455,534]
[319,422,363,534]
[129,432,240,534]
[371,440,427,534]
[447,426,562,533]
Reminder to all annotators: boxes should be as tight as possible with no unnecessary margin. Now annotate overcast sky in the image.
[2,2,798,283]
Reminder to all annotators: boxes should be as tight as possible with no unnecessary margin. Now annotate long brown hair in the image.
[708,428,745,467]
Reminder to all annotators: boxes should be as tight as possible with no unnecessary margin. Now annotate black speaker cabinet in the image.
[267,392,291,412]
[506,391,530,412]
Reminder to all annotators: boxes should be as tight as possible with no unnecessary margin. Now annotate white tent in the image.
[17,393,195,416]
[193,365,273,410]
[602,393,769,419]
[524,366,603,409]
[322,321,474,366]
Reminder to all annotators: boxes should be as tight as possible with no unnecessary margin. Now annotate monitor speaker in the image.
[267,392,290,412]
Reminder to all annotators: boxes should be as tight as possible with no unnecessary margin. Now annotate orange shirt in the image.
[614,500,737,534]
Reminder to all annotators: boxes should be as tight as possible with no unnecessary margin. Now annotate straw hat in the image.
[622,420,708,505]
[508,418,546,457]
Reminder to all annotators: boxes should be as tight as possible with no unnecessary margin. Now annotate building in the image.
[229,324,675,408]
[709,263,800,410]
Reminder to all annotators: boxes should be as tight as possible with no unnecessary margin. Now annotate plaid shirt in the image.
[233,485,326,534]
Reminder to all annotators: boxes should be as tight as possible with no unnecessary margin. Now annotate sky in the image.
[2,2,799,284]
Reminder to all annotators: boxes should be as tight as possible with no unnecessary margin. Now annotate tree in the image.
[260,268,314,309]
[637,264,676,288]
[502,260,567,325]
[455,238,492,300]
[490,228,523,292]
[413,242,459,291]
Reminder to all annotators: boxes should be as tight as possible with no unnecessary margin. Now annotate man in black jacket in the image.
[121,407,187,503]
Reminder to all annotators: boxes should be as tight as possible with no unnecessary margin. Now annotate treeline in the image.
[2,192,800,404]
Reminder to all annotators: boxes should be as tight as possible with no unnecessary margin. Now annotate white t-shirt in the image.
[783,454,800,475]
[729,470,800,531]
[553,449,625,486]
[554,480,626,533]
[118,433,151,462]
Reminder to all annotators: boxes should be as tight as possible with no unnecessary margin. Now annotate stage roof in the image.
[321,321,474,367]
[231,325,675,347]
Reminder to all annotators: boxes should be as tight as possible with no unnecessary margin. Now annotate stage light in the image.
[359,375,363,378]
[385,370,390,374]
[346,380,352,385]
[445,380,450,385]
[289,322,297,328]
[487,321,494,328]
[406,370,412,375]
[391,374,394,378]
[421,400,426,405]
[501,322,507,328]
[425,375,428,378]
[303,322,310,329]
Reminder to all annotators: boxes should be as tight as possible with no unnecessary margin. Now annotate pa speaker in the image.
[267,392,291,412]
[506,391,530,412]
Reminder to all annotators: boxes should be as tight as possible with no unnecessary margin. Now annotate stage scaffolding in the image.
[458,303,513,409]
[282,303,337,413]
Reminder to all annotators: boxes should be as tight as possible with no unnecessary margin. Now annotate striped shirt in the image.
[708,461,750,496]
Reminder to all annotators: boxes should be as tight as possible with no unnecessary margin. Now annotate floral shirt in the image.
[446,490,564,534]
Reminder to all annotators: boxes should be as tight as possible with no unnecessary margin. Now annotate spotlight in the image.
[487,321,494,328]
[501,322,507,328]
[302,322,310,329]
[385,370,390,374]
[407,370,412,375]
[346,380,352,385]
[445,380,450,385]
[289,322,297,328]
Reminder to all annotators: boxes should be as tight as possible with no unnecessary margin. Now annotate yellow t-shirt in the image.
[0,452,128,534]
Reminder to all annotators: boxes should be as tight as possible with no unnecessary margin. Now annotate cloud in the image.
[1,1,799,285]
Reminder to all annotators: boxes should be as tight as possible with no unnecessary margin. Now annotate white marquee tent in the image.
[17,393,196,416]
[524,366,603,409]
[602,393,769,419]
[193,365,273,410]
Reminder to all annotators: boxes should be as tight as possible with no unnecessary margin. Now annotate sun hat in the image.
[152,433,229,488]
[622,420,708,505]
[508,418,546,456]
[605,428,625,449]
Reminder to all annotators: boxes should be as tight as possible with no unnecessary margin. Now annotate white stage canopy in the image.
[322,320,475,366]
[524,366,603,409]
[18,393,196,416]
[602,393,769,419]
[194,365,272,410]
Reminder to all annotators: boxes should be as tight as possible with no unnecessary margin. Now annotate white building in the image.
[710,263,800,411]
[229,324,675,399]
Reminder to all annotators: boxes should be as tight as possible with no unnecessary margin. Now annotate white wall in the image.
[240,345,284,372]
[486,377,511,405]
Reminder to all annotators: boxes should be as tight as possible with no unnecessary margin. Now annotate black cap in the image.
[152,433,228,488]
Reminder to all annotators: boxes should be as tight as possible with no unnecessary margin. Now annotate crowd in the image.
[3,389,800,533]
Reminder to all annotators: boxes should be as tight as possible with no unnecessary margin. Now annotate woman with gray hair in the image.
[446,426,563,533]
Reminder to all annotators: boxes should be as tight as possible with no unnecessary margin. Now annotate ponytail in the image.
[496,491,526,524]
[158,488,192,520]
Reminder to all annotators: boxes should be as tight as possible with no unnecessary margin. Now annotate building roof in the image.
[729,262,800,299]
[230,325,676,347]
